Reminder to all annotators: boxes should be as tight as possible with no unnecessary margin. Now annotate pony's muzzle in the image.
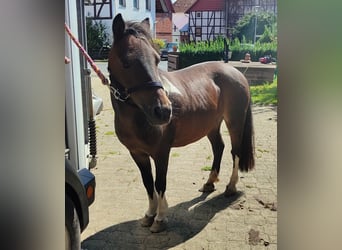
[153,105,172,124]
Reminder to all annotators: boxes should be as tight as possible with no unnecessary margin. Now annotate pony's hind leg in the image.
[225,153,239,196]
[224,103,255,197]
[130,152,158,227]
[224,115,244,196]
[224,110,245,196]
[200,125,225,193]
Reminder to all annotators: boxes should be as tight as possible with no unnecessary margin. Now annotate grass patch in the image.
[201,166,212,171]
[257,148,270,153]
[108,151,119,155]
[250,78,277,105]
[104,131,115,136]
[171,152,180,157]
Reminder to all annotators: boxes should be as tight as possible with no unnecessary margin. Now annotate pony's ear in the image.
[112,14,125,41]
[141,17,150,30]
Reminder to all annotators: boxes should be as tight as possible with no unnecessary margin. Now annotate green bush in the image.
[178,37,277,68]
[153,38,165,51]
[179,38,226,68]
[86,18,110,59]
[229,38,277,61]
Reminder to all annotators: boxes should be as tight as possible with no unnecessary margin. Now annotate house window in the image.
[195,27,202,37]
[119,0,126,7]
[134,0,139,9]
[145,0,151,10]
[196,12,201,18]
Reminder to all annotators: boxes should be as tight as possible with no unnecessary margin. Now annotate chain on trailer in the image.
[65,23,110,169]
[84,68,97,169]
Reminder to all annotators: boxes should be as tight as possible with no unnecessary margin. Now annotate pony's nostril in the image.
[163,107,171,119]
[154,106,163,119]
[154,106,171,121]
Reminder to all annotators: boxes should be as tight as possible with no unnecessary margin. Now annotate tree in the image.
[86,18,110,51]
[258,23,277,43]
[232,12,276,43]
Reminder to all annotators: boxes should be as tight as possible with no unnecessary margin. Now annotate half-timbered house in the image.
[173,0,277,42]
[187,0,226,42]
[84,0,156,43]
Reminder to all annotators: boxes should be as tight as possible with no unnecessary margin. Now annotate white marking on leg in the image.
[228,156,239,188]
[155,192,168,222]
[146,191,158,217]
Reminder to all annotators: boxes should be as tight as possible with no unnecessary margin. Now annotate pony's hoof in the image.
[140,214,155,227]
[224,185,237,197]
[149,219,167,233]
[199,183,215,193]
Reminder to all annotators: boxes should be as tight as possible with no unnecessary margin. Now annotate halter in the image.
[109,74,164,102]
[65,22,165,103]
[109,25,165,102]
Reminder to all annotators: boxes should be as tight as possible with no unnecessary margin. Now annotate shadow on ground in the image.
[252,105,277,121]
[82,192,243,250]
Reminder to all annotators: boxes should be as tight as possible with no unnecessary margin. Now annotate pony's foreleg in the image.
[130,152,158,227]
[149,150,170,233]
[200,127,224,193]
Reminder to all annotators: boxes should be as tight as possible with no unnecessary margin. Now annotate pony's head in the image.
[108,14,172,125]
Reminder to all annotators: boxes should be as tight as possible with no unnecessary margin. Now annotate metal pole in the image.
[253,6,260,44]
[254,14,257,44]
[223,38,229,63]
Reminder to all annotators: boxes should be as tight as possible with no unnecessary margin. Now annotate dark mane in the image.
[125,21,151,39]
[124,21,159,52]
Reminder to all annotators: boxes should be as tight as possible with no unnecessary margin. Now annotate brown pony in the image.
[108,14,254,233]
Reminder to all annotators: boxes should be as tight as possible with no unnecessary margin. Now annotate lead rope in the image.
[65,23,114,169]
[64,23,111,91]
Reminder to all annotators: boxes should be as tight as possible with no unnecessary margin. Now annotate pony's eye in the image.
[120,57,131,68]
[122,61,130,68]
[126,28,138,36]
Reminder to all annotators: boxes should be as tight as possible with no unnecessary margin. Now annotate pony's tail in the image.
[239,104,255,172]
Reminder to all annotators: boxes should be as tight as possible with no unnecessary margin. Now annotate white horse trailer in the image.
[65,0,102,249]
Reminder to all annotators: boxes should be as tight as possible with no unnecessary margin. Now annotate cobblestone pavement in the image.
[81,68,277,249]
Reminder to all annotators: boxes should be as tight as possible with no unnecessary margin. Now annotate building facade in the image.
[173,0,277,42]
[172,0,197,43]
[84,0,156,43]
[155,0,175,42]
[187,0,226,42]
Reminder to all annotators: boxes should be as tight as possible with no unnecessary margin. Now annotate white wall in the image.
[84,0,156,43]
